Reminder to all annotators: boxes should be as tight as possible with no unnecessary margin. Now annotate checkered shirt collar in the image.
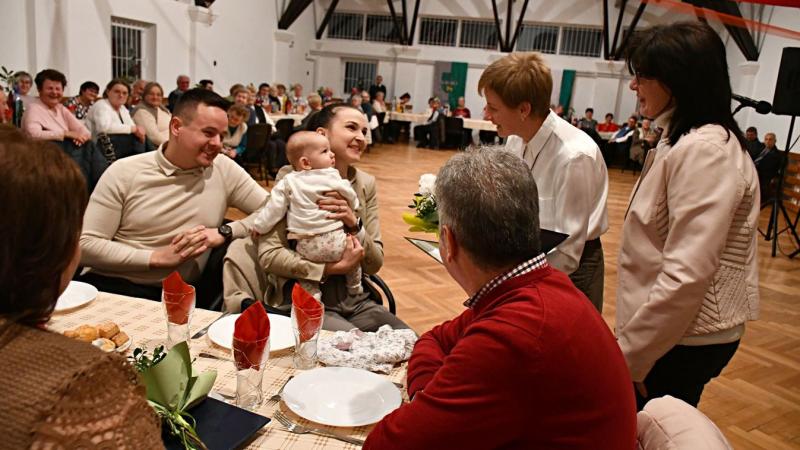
[463,253,549,309]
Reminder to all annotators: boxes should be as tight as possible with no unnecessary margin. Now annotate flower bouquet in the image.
[402,174,439,235]
[130,342,217,450]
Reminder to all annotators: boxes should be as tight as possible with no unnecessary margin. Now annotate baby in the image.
[253,131,363,301]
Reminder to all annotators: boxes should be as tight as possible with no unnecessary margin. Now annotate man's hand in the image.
[133,125,146,143]
[149,226,209,268]
[64,130,87,146]
[323,235,364,275]
[201,227,227,249]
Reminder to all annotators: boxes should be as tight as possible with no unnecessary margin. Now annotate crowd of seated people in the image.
[0,22,775,448]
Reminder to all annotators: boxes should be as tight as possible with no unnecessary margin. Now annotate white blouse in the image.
[86,98,135,138]
[505,110,609,275]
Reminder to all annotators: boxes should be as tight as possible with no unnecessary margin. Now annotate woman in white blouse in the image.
[87,79,146,143]
[132,82,170,147]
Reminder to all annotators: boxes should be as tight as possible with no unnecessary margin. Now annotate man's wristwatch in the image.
[218,224,233,243]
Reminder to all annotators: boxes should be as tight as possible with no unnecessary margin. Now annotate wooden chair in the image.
[241,124,272,181]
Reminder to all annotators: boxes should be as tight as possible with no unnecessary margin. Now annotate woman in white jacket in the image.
[87,79,146,157]
[617,21,759,411]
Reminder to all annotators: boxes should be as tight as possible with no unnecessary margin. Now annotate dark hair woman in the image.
[0,130,163,447]
[224,103,410,331]
[616,21,760,410]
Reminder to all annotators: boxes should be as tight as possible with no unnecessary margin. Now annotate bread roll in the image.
[63,329,78,338]
[97,321,120,339]
[110,331,129,347]
[75,325,99,342]
[92,338,115,352]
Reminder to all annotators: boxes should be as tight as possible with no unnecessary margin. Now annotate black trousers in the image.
[77,242,230,310]
[635,340,740,411]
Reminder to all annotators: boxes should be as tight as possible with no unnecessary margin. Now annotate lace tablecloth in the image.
[48,292,409,449]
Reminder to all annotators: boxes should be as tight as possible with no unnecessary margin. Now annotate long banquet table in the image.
[48,292,409,449]
[388,111,497,132]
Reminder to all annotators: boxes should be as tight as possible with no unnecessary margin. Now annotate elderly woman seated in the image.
[132,82,171,148]
[222,104,250,160]
[0,129,163,448]
[86,79,147,159]
[21,69,107,191]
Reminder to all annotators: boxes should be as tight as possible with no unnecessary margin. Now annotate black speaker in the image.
[772,47,800,116]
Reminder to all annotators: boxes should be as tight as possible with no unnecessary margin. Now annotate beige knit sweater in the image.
[80,146,268,285]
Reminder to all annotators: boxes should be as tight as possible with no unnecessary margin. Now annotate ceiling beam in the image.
[278,0,313,30]
[610,0,628,57]
[315,0,340,39]
[602,0,610,59]
[407,0,421,45]
[613,0,649,60]
[507,0,530,51]
[684,0,759,61]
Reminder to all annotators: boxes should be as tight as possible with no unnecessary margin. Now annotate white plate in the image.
[282,367,402,427]
[207,313,293,352]
[54,281,98,312]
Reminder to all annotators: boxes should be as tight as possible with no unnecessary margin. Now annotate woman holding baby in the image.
[223,103,409,332]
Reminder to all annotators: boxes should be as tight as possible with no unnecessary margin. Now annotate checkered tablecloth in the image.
[48,292,408,449]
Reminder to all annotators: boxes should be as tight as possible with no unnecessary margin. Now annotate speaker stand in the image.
[765,115,800,258]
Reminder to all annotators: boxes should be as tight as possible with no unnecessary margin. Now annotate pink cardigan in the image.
[22,98,90,141]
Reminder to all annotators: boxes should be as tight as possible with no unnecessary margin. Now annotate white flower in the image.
[418,174,437,196]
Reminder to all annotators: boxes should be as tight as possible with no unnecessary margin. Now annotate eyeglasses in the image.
[633,71,655,83]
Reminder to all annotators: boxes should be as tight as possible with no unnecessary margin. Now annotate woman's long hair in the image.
[625,21,745,148]
[0,129,88,326]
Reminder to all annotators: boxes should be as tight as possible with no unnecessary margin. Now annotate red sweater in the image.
[365,266,636,449]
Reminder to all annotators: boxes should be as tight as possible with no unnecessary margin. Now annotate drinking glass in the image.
[232,336,270,410]
[161,286,195,349]
[291,303,324,370]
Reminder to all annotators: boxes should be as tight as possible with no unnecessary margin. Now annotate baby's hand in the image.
[250,229,261,240]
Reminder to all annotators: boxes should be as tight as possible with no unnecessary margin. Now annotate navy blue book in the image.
[163,397,270,450]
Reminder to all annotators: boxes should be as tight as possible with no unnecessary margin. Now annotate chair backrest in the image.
[637,396,732,450]
[376,112,386,125]
[245,123,272,151]
[445,116,464,132]
[275,118,295,142]
[782,151,800,216]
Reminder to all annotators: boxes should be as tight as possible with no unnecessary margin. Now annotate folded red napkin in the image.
[233,302,271,370]
[292,284,324,342]
[162,271,194,325]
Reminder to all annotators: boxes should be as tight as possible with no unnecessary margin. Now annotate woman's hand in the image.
[318,191,357,228]
[64,130,87,146]
[323,235,364,275]
[133,125,146,143]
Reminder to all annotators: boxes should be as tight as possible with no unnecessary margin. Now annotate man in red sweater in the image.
[365,149,636,449]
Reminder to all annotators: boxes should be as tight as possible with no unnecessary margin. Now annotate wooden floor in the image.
[242,142,800,449]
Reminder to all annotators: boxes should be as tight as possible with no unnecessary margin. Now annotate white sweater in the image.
[86,99,135,138]
[254,167,359,235]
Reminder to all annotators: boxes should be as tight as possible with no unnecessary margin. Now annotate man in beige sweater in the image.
[79,89,268,308]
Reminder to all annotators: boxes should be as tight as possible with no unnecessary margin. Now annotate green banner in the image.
[433,61,468,109]
[559,69,576,112]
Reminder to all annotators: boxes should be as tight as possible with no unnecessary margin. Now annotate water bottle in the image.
[13,94,24,128]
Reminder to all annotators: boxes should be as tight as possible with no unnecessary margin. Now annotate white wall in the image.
[0,0,312,97]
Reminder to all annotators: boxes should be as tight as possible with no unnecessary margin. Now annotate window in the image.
[560,26,603,57]
[328,12,364,40]
[343,60,377,95]
[516,23,559,54]
[365,14,400,43]
[111,19,146,80]
[418,17,458,47]
[460,19,498,49]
